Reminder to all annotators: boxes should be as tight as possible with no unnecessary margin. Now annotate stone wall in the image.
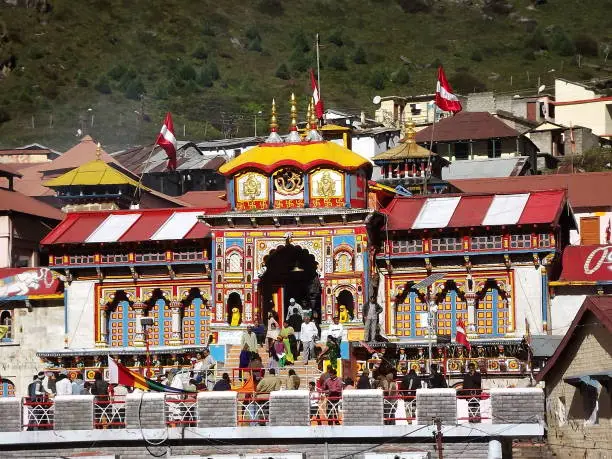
[197,391,237,428]
[125,392,165,429]
[53,395,95,430]
[489,388,544,424]
[342,389,383,426]
[269,390,309,426]
[416,388,457,424]
[0,397,21,431]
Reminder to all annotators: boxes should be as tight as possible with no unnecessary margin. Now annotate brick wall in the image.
[342,389,383,426]
[269,390,309,426]
[0,397,21,431]
[544,313,612,458]
[489,388,544,424]
[54,395,94,430]
[197,391,237,428]
[125,392,165,429]
[416,388,457,425]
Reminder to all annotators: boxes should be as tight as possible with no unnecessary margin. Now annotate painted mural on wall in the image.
[0,267,63,299]
[235,172,268,211]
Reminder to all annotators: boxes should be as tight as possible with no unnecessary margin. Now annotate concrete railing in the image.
[1,388,544,432]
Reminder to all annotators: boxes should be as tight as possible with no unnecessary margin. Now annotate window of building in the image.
[173,250,203,261]
[135,252,166,263]
[0,310,12,342]
[510,234,532,249]
[69,254,95,264]
[487,139,502,158]
[539,233,552,248]
[454,142,469,160]
[476,289,509,337]
[431,237,462,252]
[579,216,600,245]
[334,252,353,272]
[101,253,130,264]
[226,251,242,273]
[471,235,502,250]
[391,239,423,254]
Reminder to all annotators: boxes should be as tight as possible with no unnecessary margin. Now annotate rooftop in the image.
[0,188,64,220]
[43,158,142,188]
[450,172,612,209]
[441,157,530,180]
[415,112,520,143]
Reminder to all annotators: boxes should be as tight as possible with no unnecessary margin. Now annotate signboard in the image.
[559,245,612,282]
[0,267,63,300]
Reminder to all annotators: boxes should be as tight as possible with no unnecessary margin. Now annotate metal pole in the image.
[145,326,151,377]
[254,114,257,137]
[316,33,321,101]
[435,417,444,459]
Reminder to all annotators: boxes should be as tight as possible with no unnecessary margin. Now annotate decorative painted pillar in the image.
[540,266,549,332]
[132,301,147,347]
[169,299,184,345]
[465,291,476,333]
[96,302,109,348]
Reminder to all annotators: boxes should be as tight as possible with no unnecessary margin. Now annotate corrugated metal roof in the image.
[441,157,530,180]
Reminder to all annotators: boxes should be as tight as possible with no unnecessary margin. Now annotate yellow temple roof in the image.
[43,158,142,188]
[372,120,434,162]
[219,141,370,176]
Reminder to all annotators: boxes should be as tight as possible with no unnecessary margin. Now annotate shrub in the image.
[201,22,216,36]
[245,26,261,41]
[368,69,386,90]
[574,34,599,57]
[0,108,10,124]
[206,61,220,80]
[392,66,410,85]
[525,28,548,51]
[327,52,347,71]
[94,75,112,94]
[191,45,208,60]
[258,0,284,16]
[124,78,145,100]
[179,64,197,81]
[450,71,486,93]
[107,63,127,81]
[275,63,290,80]
[292,31,311,53]
[328,29,344,47]
[198,68,213,87]
[397,0,432,14]
[353,46,367,64]
[470,49,483,62]
[247,36,263,52]
[289,48,311,73]
[551,27,576,56]
[77,74,89,87]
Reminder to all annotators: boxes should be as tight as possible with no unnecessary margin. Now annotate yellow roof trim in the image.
[320,124,351,131]
[219,141,370,176]
[549,281,596,286]
[43,159,143,188]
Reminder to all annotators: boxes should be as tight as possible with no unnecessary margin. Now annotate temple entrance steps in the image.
[220,344,323,388]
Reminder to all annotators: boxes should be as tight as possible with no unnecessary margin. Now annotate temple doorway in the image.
[258,243,320,324]
[336,289,355,321]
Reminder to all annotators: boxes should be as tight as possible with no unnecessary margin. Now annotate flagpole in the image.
[316,33,321,125]
[423,100,438,196]
[133,144,157,201]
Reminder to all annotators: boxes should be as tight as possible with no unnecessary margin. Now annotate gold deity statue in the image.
[243,174,262,200]
[317,171,336,197]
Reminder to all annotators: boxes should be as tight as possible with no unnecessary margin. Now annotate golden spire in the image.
[269,98,278,133]
[306,96,323,141]
[290,93,297,131]
[287,93,301,142]
[306,101,312,127]
[96,142,102,160]
[405,118,416,144]
[265,98,283,143]
[310,97,318,130]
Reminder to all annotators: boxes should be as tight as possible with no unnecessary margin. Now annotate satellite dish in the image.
[537,84,546,93]
[372,95,382,105]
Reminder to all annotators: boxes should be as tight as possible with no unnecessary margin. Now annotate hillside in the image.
[0,0,611,151]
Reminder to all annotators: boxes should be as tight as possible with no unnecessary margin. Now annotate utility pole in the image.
[434,417,444,459]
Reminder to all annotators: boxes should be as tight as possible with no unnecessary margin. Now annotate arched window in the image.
[0,311,12,342]
[334,251,353,272]
[226,251,243,273]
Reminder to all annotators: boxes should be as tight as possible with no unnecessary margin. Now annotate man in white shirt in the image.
[194,348,216,388]
[55,373,72,396]
[300,315,319,364]
[288,298,303,317]
[326,315,344,345]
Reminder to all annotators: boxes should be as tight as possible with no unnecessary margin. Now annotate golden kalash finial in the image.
[96,142,102,159]
[306,101,312,126]
[265,98,283,143]
[306,96,323,141]
[287,92,301,143]
[405,119,416,144]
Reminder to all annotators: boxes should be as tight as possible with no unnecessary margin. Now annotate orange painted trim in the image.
[552,96,612,106]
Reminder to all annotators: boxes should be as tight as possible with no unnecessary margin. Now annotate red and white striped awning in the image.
[382,190,567,230]
[41,209,209,245]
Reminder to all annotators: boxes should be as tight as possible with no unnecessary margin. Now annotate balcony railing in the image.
[22,397,54,430]
[310,392,342,425]
[237,393,270,426]
[456,389,492,424]
[165,395,198,426]
[94,395,126,429]
[384,390,417,425]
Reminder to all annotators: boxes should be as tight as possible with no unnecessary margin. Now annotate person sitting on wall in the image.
[252,318,266,346]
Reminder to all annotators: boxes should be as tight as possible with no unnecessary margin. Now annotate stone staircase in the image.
[219,344,322,389]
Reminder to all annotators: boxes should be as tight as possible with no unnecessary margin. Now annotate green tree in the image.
[206,61,220,80]
[576,147,612,172]
[179,63,197,81]
[292,31,311,53]
[94,75,111,94]
[328,29,344,47]
[275,63,290,80]
[327,52,347,71]
[470,49,483,62]
[368,69,386,90]
[574,33,599,57]
[124,78,145,100]
[247,36,263,52]
[551,27,576,56]
[191,45,208,60]
[392,66,410,85]
[198,68,213,87]
[353,46,367,64]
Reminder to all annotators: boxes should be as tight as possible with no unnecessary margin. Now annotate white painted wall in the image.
[66,280,96,349]
[513,266,544,335]
[0,216,8,268]
[555,79,596,102]
[570,211,612,245]
[555,101,611,137]
[0,302,64,396]
[550,294,586,335]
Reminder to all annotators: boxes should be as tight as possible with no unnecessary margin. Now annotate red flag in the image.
[606,218,611,244]
[156,112,178,170]
[435,67,462,113]
[310,68,324,119]
[455,318,471,351]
